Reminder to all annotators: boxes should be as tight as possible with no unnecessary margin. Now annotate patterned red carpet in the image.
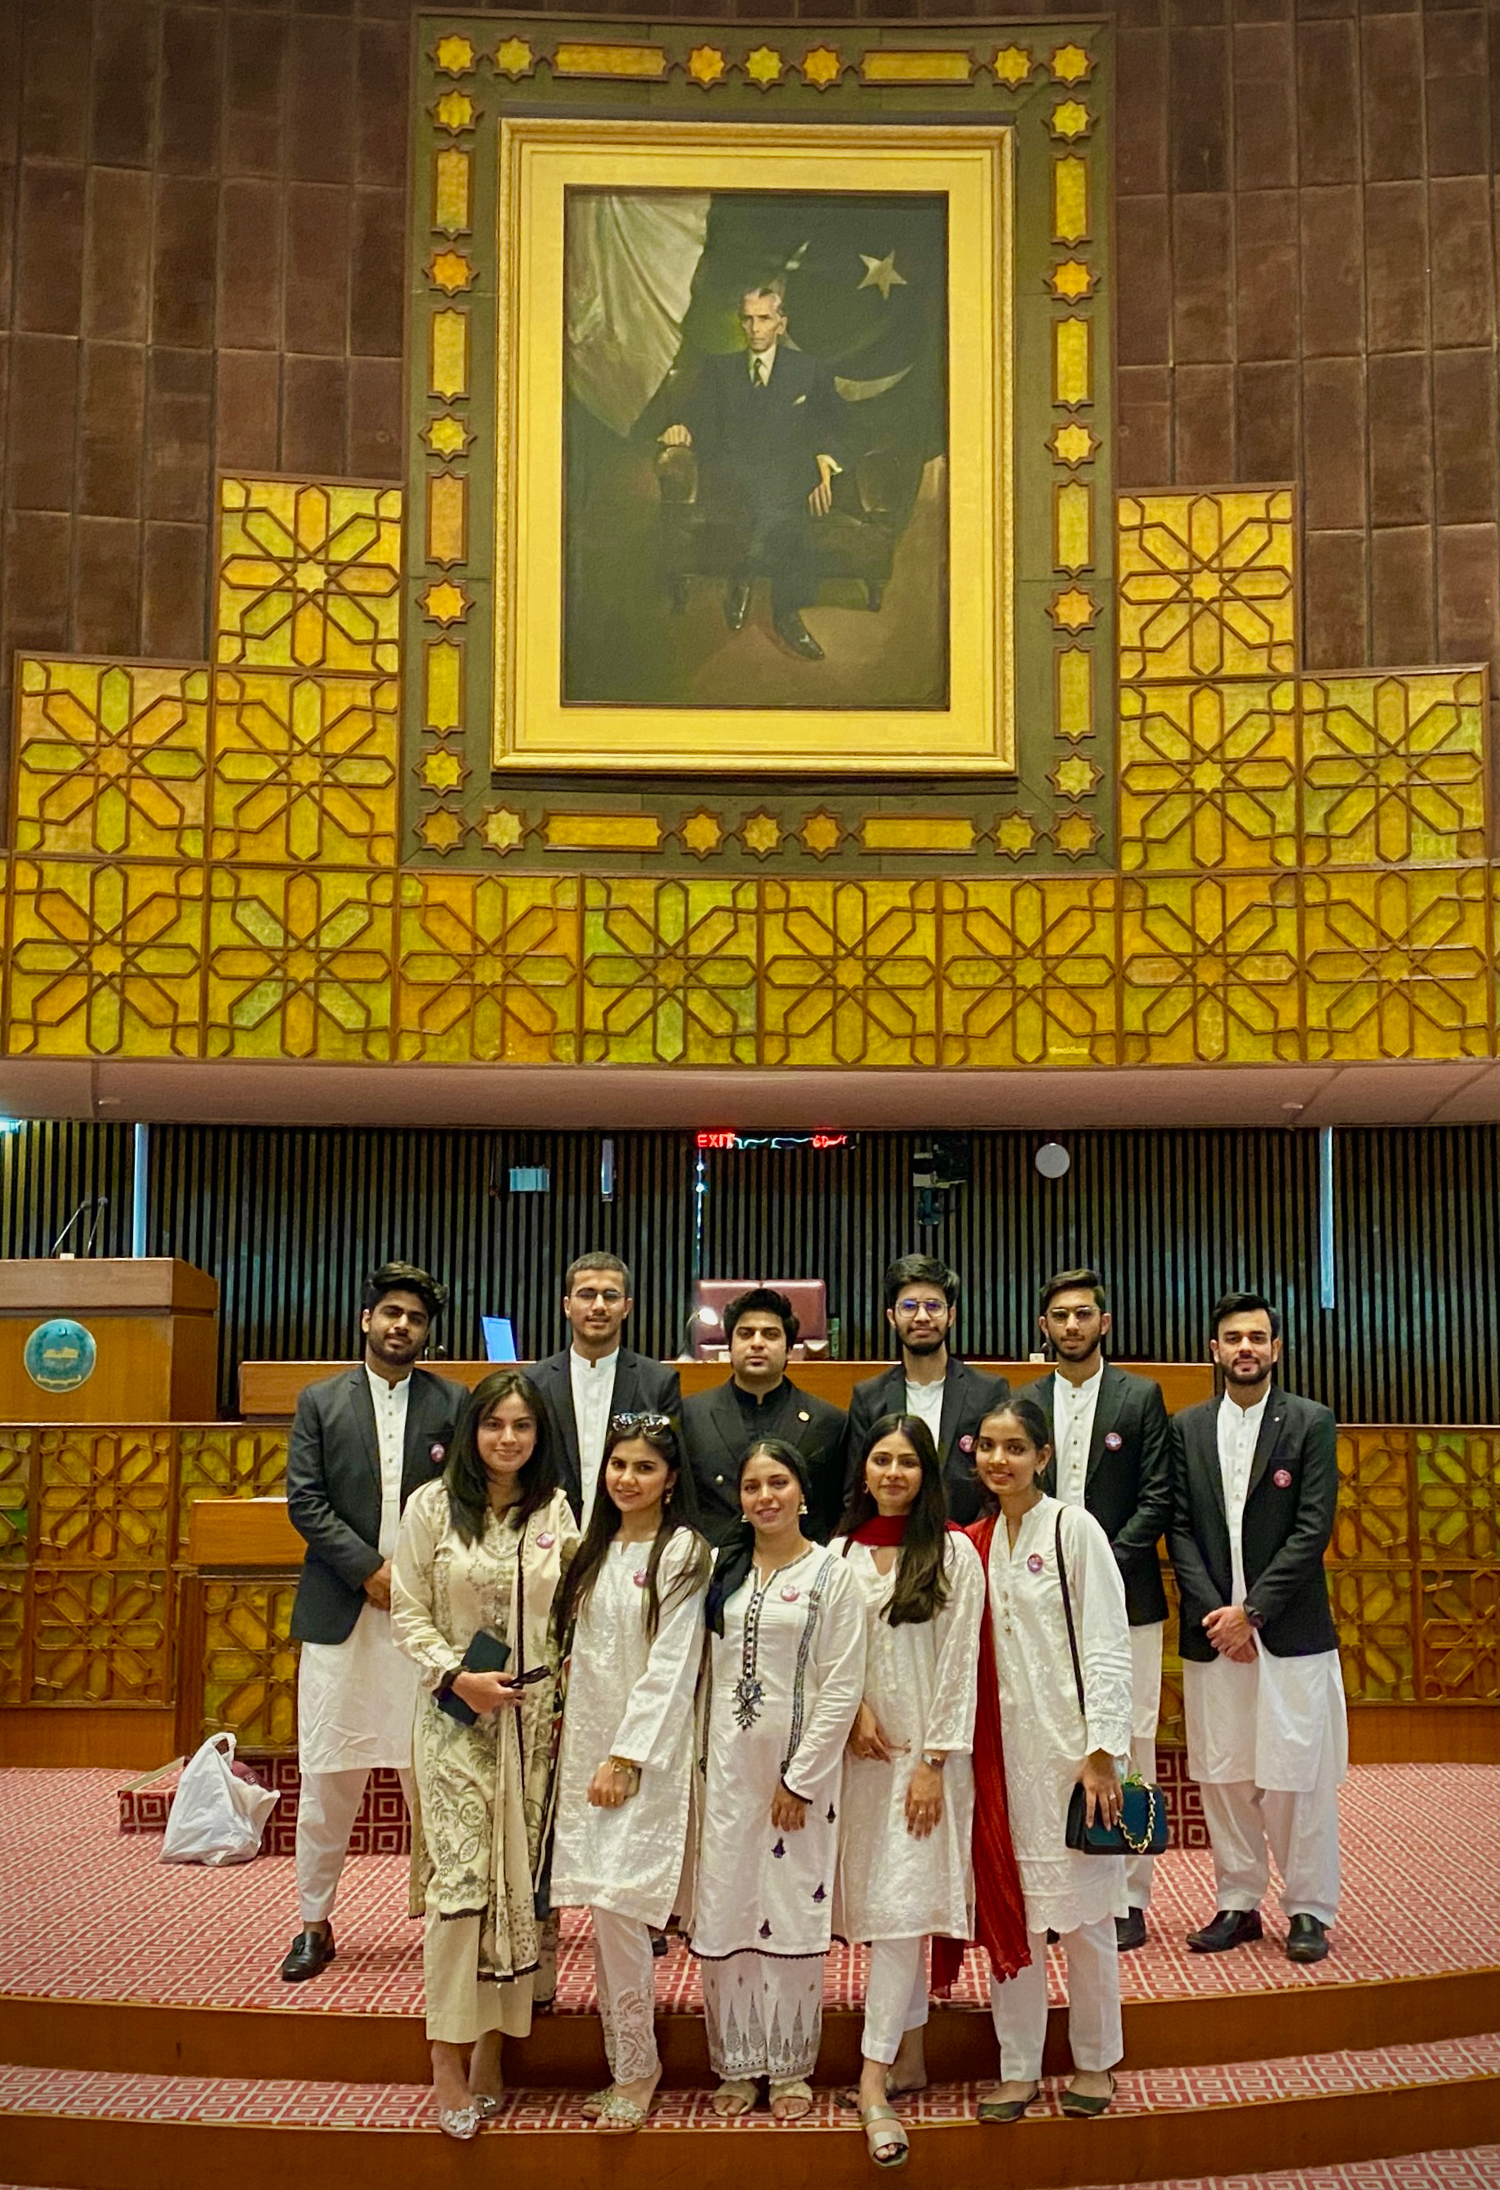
[1,1763,1497,2017]
[1,2031,1497,2128]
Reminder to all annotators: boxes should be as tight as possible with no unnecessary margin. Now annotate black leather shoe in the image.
[1286,1914,1330,1964]
[773,612,824,661]
[650,1926,670,1957]
[280,1925,335,1982]
[1116,1907,1147,1953]
[725,581,750,632]
[1186,1907,1263,1955]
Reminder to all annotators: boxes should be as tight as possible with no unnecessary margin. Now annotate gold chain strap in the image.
[1117,1783,1158,1855]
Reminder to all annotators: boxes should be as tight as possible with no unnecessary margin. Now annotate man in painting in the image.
[658,277,843,661]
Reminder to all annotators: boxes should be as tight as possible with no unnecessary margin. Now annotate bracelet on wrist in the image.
[608,1756,639,1777]
[920,1751,948,1770]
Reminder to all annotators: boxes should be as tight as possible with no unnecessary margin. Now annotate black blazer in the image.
[527,1346,682,1520]
[681,1375,847,1546]
[683,346,844,516]
[1168,1387,1340,1662]
[287,1365,465,1645]
[843,1358,1011,1527]
[1033,1365,1174,1627]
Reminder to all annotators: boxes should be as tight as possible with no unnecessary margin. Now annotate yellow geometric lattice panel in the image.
[199,1577,300,1749]
[1118,683,1297,872]
[7,860,205,1060]
[1302,672,1486,868]
[30,1567,172,1704]
[1420,1567,1500,1701]
[1331,1567,1417,1703]
[216,479,402,675]
[1118,490,1296,683]
[581,878,758,1068]
[1335,1427,1412,1564]
[762,880,938,1068]
[34,1427,174,1564]
[1303,866,1490,1062]
[1414,1429,1500,1564]
[14,659,208,860]
[0,1573,23,1705]
[211,672,400,866]
[938,876,1117,1067]
[1120,872,1301,1066]
[176,1427,290,1541]
[205,866,395,1062]
[397,871,580,1064]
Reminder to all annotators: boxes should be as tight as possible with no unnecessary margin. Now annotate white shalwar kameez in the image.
[552,1533,708,2083]
[692,1544,866,2085]
[295,1366,420,1923]
[1182,1394,1347,1927]
[987,1495,1133,2084]
[833,1533,983,2065]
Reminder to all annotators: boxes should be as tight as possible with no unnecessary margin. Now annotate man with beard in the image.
[280,1262,462,1982]
[682,1286,846,1542]
[1168,1291,1346,1966]
[842,1253,1009,1525]
[527,1250,681,1523]
[1029,1268,1173,1951]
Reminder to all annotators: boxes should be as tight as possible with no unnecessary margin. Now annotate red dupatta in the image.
[930,1512,1031,1991]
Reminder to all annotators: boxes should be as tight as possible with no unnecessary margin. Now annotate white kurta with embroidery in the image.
[551,1531,708,1926]
[988,1495,1133,1935]
[1183,1392,1349,1795]
[692,1544,866,1961]
[832,1532,983,1944]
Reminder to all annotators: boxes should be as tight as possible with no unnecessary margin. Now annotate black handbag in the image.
[1054,1511,1169,1857]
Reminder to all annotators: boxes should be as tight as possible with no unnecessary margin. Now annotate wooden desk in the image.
[0,1258,218,1422]
[239,1357,1215,1418]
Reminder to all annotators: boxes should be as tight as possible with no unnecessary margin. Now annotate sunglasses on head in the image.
[610,1411,674,1436]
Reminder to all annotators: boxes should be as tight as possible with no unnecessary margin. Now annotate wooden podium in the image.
[0,1258,219,1422]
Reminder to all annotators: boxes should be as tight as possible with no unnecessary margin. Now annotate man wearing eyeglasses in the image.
[842,1254,1010,1525]
[529,1252,681,1521]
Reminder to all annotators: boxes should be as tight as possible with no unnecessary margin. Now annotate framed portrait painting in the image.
[498,120,1013,774]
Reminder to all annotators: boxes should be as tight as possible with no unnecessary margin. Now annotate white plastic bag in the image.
[160,1733,279,1867]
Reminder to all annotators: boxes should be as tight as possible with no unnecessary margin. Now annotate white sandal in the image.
[712,2078,759,2117]
[768,2076,814,2120]
[861,2103,910,2169]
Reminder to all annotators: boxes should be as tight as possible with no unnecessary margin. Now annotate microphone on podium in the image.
[50,1195,109,1259]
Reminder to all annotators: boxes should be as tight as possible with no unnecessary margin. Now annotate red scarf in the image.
[849,1514,908,1547]
[930,1512,1031,1993]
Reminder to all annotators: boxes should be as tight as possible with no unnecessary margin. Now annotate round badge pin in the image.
[430,1443,446,1463]
[798,1410,810,1423]
[959,1434,974,1453]
[781,1586,801,1603]
[1273,1467,1293,1488]
[536,1531,556,1549]
[1026,1552,1044,1575]
[633,1569,649,1588]
[1104,1430,1123,1450]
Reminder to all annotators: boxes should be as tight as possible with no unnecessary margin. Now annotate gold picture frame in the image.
[494,117,1015,775]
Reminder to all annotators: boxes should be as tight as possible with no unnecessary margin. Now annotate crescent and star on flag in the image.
[857,250,906,301]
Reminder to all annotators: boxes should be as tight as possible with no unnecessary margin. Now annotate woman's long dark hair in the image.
[836,1412,951,1628]
[443,1369,559,1544]
[704,1437,814,1636]
[554,1416,710,1646]
[972,1392,1054,1515]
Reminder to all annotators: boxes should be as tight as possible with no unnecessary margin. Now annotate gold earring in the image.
[799,1500,808,1514]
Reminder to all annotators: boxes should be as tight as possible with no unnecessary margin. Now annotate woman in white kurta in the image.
[552,1413,710,2130]
[833,1412,984,2169]
[391,1370,580,2139]
[970,1395,1133,2122]
[693,1437,866,2120]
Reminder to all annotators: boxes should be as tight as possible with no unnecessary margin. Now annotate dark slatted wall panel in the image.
[2,1122,1498,1423]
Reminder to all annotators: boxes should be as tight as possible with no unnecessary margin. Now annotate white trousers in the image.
[1199,1750,1342,1928]
[989,1919,1122,2084]
[861,1936,929,2066]
[592,1907,660,2084]
[700,1951,824,2082]
[295,1765,413,1924]
[1127,1621,1164,1910]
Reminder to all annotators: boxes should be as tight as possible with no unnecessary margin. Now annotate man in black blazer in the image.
[682,1287,846,1544]
[1168,1290,1346,1967]
[843,1253,1009,1527]
[1031,1267,1174,1951]
[659,278,844,661]
[527,1251,681,1522]
[281,1261,463,1983]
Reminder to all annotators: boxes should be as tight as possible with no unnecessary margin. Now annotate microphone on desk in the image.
[50,1195,108,1259]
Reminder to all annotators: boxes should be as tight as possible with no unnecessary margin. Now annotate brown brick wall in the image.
[1,0,1496,807]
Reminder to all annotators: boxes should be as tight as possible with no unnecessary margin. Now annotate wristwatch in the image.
[1243,1604,1265,1632]
[921,1751,948,1770]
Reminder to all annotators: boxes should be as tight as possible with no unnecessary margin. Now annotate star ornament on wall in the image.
[858,252,907,302]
